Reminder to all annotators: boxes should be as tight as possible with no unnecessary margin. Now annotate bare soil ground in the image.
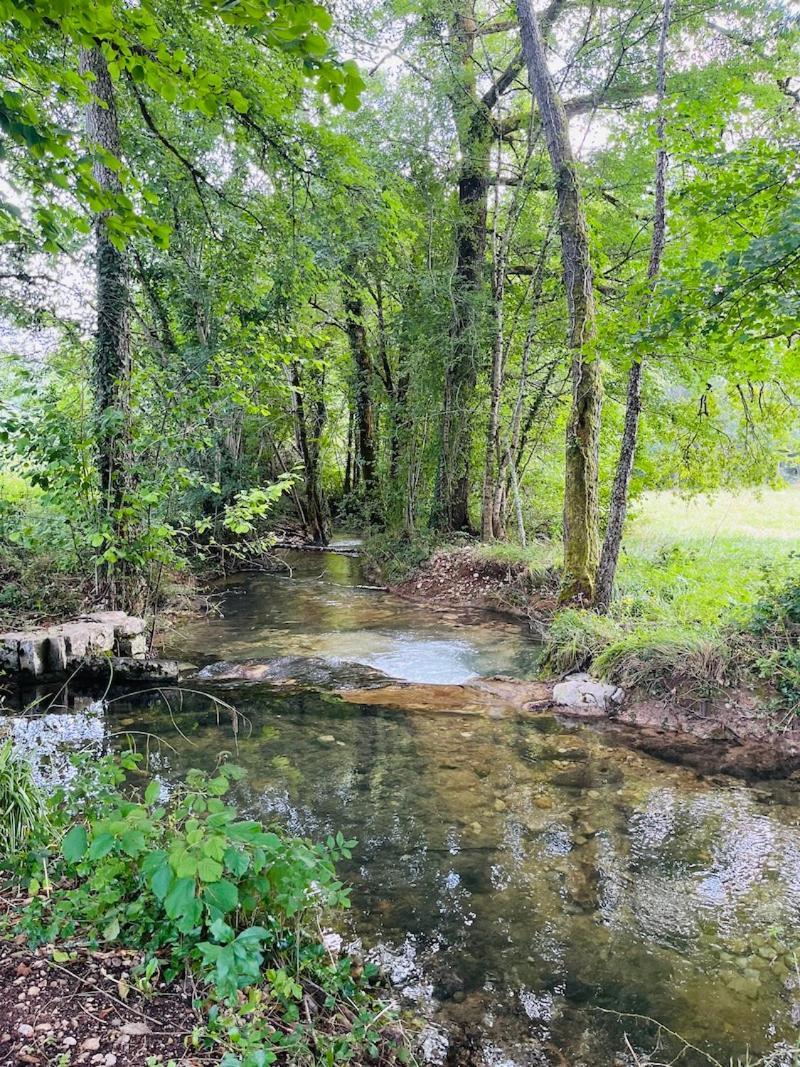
[390,548,557,623]
[0,936,208,1066]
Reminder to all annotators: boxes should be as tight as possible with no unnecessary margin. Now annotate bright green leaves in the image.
[164,876,202,932]
[197,922,270,1000]
[120,829,147,857]
[224,846,250,877]
[314,58,366,110]
[144,851,173,900]
[47,762,344,958]
[220,476,295,535]
[228,89,250,114]
[266,966,303,1002]
[198,857,224,882]
[88,832,116,859]
[0,0,361,260]
[326,830,356,860]
[61,824,87,862]
[203,878,239,916]
[164,875,197,917]
[11,751,408,1064]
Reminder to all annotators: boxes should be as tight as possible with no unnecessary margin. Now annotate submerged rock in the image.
[339,677,551,715]
[196,655,393,690]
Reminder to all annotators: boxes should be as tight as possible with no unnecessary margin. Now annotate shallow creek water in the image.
[5,549,800,1065]
[168,547,542,684]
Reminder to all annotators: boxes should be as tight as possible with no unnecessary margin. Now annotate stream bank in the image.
[371,543,799,774]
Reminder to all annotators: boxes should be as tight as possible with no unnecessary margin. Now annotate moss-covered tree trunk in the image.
[343,280,379,522]
[432,0,492,534]
[79,47,131,524]
[515,0,602,603]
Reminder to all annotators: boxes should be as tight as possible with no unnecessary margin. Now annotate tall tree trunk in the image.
[343,408,354,497]
[481,280,505,540]
[432,0,492,534]
[496,222,554,531]
[373,279,404,484]
[515,0,603,604]
[79,47,131,525]
[482,115,543,541]
[481,135,506,542]
[594,0,672,613]
[508,449,526,547]
[289,362,329,544]
[343,279,379,520]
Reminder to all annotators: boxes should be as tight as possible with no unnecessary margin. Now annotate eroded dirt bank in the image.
[388,547,557,622]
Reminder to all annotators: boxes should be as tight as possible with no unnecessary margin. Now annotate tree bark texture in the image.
[79,46,132,517]
[515,0,603,603]
[433,0,492,533]
[594,0,672,613]
[343,280,379,519]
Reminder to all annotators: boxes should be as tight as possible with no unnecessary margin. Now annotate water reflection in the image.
[5,686,800,1064]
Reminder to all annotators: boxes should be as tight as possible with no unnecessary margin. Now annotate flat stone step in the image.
[0,613,149,676]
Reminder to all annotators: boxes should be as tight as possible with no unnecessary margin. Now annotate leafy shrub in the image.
[739,561,800,713]
[361,529,448,584]
[6,748,412,1066]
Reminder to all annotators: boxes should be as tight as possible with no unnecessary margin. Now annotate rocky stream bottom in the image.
[3,545,800,1065]
[3,674,800,1067]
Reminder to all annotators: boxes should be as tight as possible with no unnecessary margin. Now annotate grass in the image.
[483,485,800,709]
[0,740,49,854]
[479,485,799,627]
[616,487,800,627]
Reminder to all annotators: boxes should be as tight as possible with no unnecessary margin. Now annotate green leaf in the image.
[228,89,250,114]
[88,832,115,859]
[103,917,120,941]
[172,848,198,879]
[198,857,223,882]
[223,846,250,876]
[203,878,239,915]
[164,876,196,919]
[209,917,234,942]
[61,825,87,862]
[149,859,174,901]
[144,780,160,806]
[120,829,146,857]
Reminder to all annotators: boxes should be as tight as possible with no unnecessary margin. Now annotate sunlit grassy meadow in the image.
[473,485,799,696]
[617,487,800,626]
[478,485,799,627]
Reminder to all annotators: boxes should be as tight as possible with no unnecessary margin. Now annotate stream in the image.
[4,546,800,1065]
